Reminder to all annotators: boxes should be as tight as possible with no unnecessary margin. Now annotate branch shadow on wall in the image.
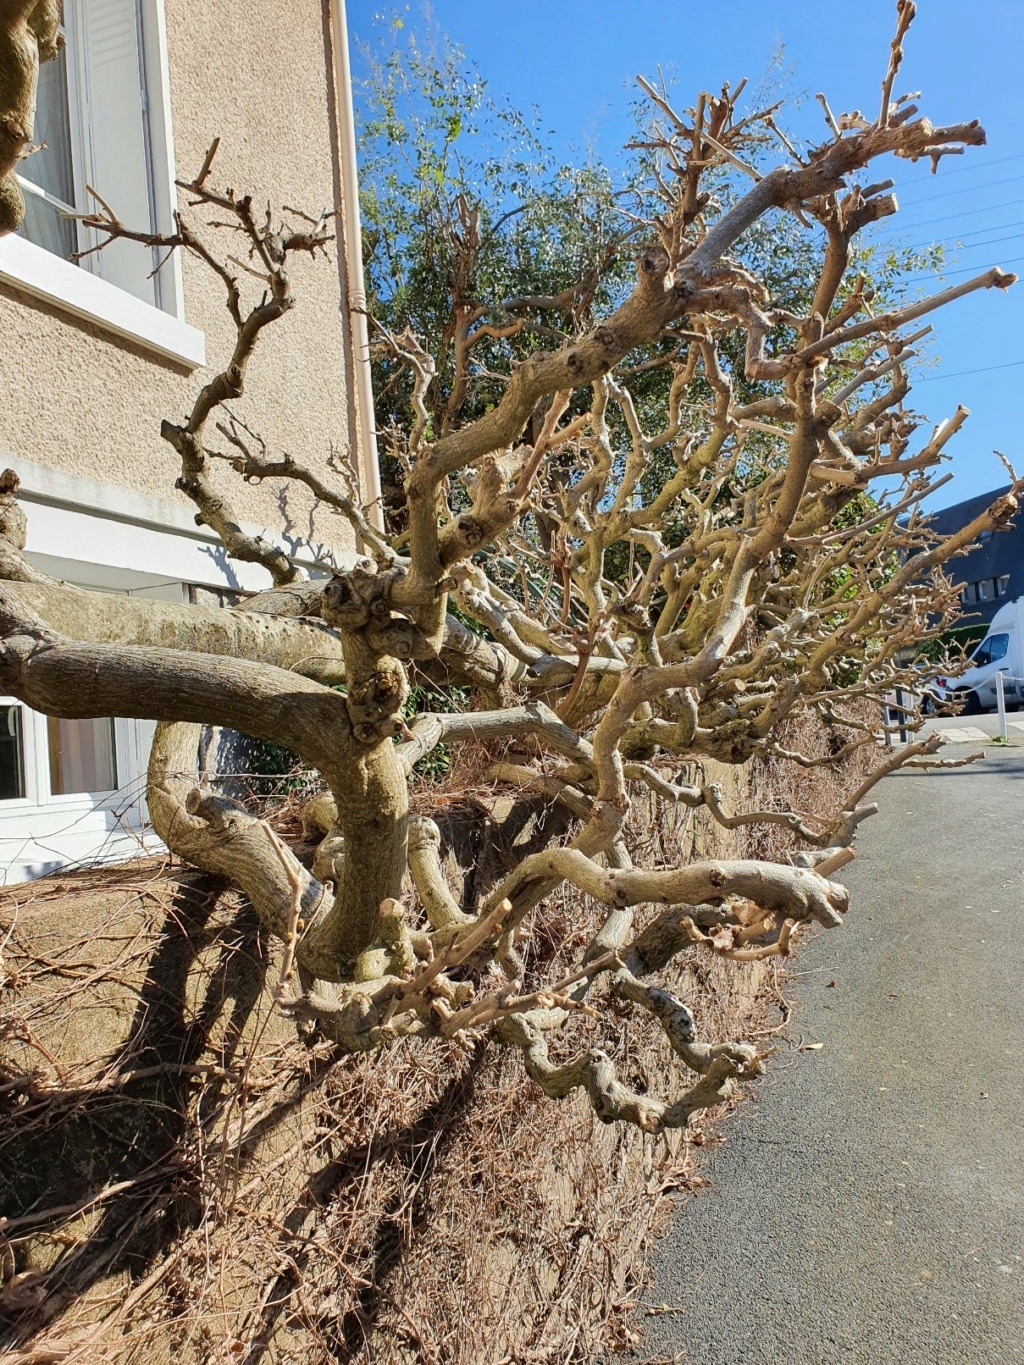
[0,793,574,1355]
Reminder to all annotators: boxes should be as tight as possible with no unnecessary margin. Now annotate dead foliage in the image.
[0,719,876,1364]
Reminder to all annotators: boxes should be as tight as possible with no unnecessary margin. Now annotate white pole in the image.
[997,671,1008,739]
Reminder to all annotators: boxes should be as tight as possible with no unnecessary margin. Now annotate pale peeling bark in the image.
[0,5,1012,1130]
[0,585,408,980]
[5,579,349,683]
[147,720,328,949]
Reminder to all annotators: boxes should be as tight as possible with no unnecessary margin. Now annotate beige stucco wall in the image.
[0,0,361,574]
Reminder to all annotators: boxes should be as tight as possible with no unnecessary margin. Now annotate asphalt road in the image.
[637,749,1024,1365]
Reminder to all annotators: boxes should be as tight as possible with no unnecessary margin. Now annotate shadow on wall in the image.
[0,795,576,1359]
[0,873,270,1318]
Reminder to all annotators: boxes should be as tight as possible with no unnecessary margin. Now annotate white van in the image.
[932,596,1024,713]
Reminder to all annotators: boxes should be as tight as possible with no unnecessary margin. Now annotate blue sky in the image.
[348,1,1024,509]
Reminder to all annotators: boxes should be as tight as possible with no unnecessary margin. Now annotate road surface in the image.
[920,713,1024,744]
[636,749,1024,1365]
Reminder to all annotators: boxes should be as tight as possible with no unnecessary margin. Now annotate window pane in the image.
[978,579,995,601]
[20,42,75,205]
[0,706,26,801]
[989,634,1009,663]
[48,717,117,794]
[19,189,75,258]
[975,634,1009,668]
[17,37,77,260]
[78,0,158,306]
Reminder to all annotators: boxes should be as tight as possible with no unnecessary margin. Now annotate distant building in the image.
[927,484,1024,629]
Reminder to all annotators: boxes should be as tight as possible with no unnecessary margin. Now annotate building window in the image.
[0,703,119,805]
[18,18,76,261]
[962,575,1012,607]
[16,1,166,310]
[47,716,118,795]
[0,705,26,801]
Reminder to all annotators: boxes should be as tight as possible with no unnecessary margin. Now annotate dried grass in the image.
[0,716,876,1364]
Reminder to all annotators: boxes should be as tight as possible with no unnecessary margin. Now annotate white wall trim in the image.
[0,234,204,369]
[330,0,384,532]
[13,454,234,541]
[6,456,360,591]
[140,0,187,320]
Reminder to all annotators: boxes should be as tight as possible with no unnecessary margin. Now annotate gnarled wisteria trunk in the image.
[0,2,1014,1129]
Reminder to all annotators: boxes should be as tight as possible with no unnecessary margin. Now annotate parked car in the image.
[929,596,1024,714]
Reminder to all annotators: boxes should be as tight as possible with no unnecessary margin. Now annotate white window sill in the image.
[0,233,205,370]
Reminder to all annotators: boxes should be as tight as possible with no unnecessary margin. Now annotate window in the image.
[971,633,1009,668]
[47,716,118,795]
[0,702,119,805]
[963,576,1011,606]
[17,1,164,309]
[0,1,203,365]
[18,22,76,261]
[0,706,26,801]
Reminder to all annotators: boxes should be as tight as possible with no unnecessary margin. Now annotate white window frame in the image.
[0,0,204,370]
[0,574,166,824]
[0,699,41,811]
[0,700,134,810]
[41,718,128,809]
[0,698,153,884]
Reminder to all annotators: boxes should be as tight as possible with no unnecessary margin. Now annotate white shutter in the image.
[72,0,157,306]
